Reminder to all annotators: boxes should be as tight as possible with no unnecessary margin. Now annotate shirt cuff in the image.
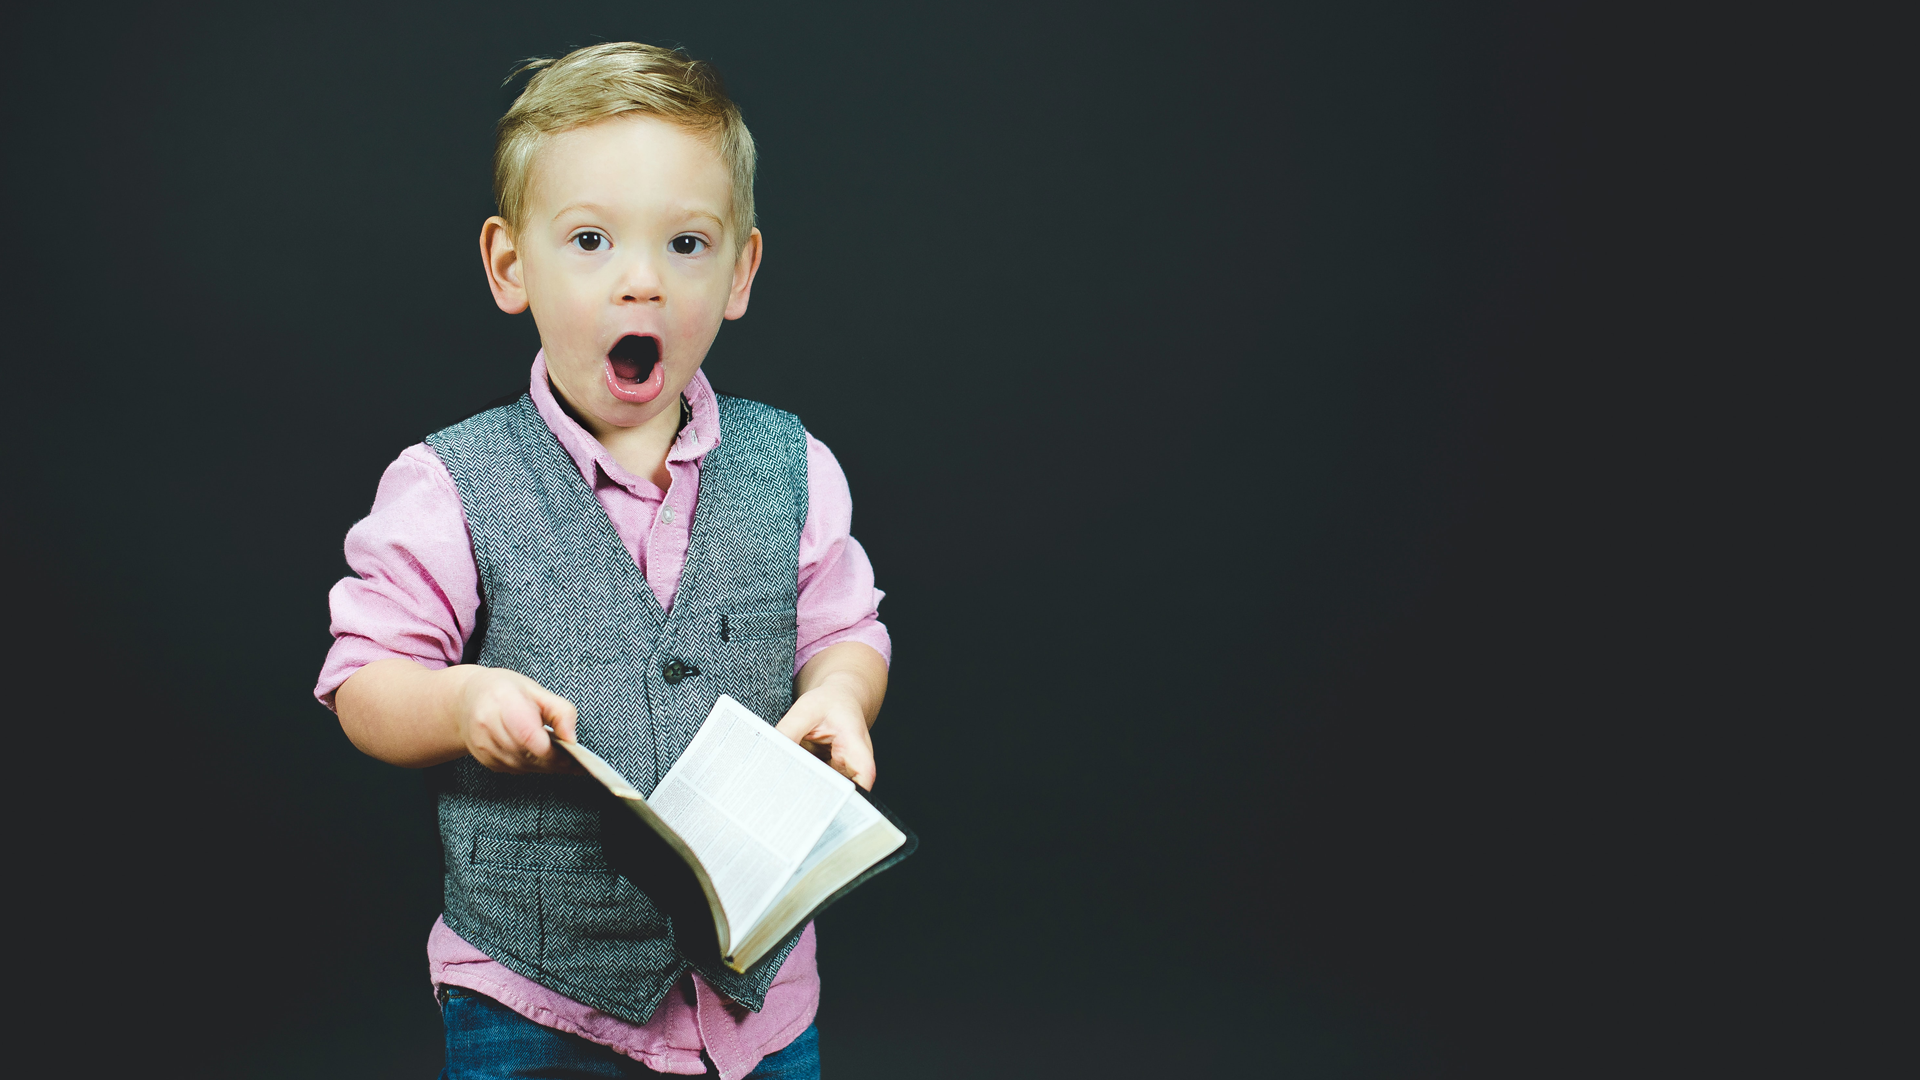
[793,620,892,675]
[313,635,452,711]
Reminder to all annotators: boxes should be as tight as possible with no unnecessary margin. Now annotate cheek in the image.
[667,277,732,347]
[666,308,724,362]
[552,280,601,328]
[536,287,604,353]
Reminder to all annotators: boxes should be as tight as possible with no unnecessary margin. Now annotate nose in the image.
[615,252,665,304]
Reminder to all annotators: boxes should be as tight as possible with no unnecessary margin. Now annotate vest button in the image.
[661,659,701,685]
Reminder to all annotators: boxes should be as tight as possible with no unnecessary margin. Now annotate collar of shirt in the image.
[527,351,722,497]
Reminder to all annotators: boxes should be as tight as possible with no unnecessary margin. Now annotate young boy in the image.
[315,42,889,1079]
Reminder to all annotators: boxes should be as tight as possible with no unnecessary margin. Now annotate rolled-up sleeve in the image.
[795,434,891,673]
[314,444,481,709]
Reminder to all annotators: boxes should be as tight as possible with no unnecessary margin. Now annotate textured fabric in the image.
[315,362,890,704]
[318,359,884,1071]
[423,389,810,1024]
[440,985,820,1080]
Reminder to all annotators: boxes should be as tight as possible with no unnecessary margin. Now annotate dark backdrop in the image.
[5,2,1778,1077]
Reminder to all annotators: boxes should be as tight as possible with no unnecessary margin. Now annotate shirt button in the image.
[661,506,675,524]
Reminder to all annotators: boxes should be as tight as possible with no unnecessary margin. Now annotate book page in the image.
[728,791,905,970]
[785,790,883,886]
[650,695,853,941]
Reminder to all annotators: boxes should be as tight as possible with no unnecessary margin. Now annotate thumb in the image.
[535,687,579,744]
[842,746,876,792]
[773,705,816,747]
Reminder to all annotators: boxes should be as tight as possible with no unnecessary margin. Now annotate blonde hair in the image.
[494,42,756,247]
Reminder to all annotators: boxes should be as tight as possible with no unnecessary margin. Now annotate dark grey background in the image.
[7,1,1834,1077]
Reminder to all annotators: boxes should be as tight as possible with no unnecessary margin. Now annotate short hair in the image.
[493,42,756,248]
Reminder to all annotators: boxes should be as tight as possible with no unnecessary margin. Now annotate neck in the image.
[548,375,682,490]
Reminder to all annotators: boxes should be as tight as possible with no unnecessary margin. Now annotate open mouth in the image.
[604,335,666,403]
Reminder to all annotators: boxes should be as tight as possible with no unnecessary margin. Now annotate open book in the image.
[558,694,914,973]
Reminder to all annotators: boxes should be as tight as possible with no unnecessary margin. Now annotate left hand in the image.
[776,680,877,790]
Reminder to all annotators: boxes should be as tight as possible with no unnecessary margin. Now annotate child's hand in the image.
[452,667,581,774]
[777,682,877,790]
[337,658,581,772]
[776,642,889,791]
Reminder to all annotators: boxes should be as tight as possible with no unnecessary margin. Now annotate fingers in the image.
[773,708,814,746]
[776,694,877,790]
[535,690,584,773]
[469,670,883,788]
[465,672,578,774]
[834,738,877,791]
[487,688,551,772]
[810,729,875,790]
[510,680,583,773]
[535,684,580,745]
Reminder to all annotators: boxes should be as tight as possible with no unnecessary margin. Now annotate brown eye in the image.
[574,231,606,252]
[671,235,704,255]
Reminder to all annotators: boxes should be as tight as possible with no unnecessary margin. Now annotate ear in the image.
[724,228,764,321]
[480,216,528,314]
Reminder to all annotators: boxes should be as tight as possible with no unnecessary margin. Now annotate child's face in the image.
[481,114,761,433]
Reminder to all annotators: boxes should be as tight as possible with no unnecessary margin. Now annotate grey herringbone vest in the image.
[423,391,808,1023]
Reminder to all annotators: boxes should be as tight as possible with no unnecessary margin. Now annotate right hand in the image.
[452,666,580,773]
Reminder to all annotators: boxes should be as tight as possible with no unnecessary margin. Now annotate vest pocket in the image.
[720,609,797,642]
[460,835,669,976]
[710,631,799,726]
[470,836,611,873]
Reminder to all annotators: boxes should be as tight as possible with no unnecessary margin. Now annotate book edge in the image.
[722,787,921,972]
[556,738,735,956]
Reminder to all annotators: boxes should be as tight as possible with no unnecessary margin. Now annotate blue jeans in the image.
[440,986,821,1079]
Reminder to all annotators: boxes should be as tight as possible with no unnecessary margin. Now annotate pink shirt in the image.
[316,355,890,1079]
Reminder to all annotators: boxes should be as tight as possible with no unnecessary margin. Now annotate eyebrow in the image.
[549,202,609,223]
[548,203,727,230]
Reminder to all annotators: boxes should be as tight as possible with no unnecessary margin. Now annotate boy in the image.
[316,42,889,1079]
